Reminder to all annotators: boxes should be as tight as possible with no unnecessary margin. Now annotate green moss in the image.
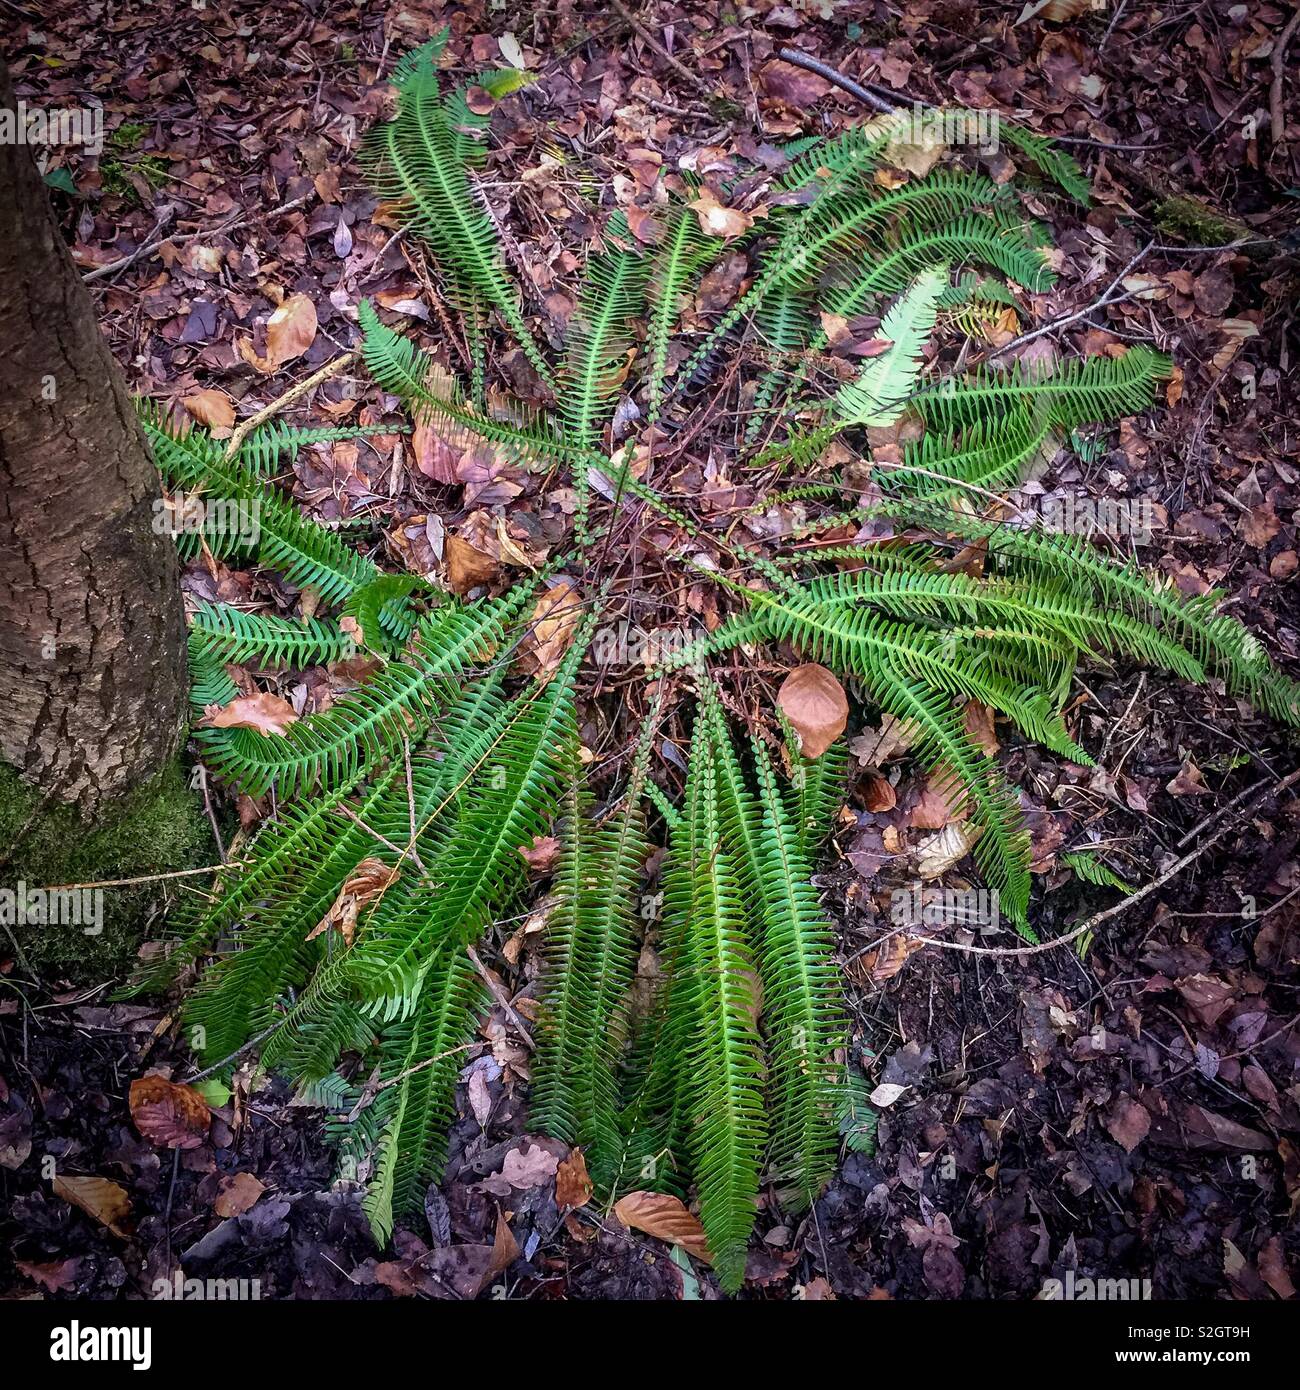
[1154,195,1244,247]
[100,152,171,202]
[108,122,148,152]
[0,761,212,982]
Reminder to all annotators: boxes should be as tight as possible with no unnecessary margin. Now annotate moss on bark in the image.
[0,760,212,980]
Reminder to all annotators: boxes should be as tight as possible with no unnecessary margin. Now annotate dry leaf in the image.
[213,1172,265,1218]
[16,1257,82,1293]
[778,663,848,759]
[858,932,927,983]
[129,1075,211,1149]
[239,293,318,373]
[446,533,500,595]
[519,834,560,875]
[486,1207,521,1283]
[555,1149,594,1209]
[613,1190,712,1262]
[916,820,981,879]
[306,857,398,948]
[688,188,752,240]
[529,577,582,681]
[1104,1095,1151,1153]
[53,1175,132,1237]
[182,389,235,435]
[200,692,299,737]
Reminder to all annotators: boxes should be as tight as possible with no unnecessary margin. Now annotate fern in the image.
[131,47,1300,1294]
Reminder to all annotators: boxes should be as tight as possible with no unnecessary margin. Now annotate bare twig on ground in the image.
[611,0,716,101]
[223,349,359,459]
[918,766,1300,959]
[776,46,897,115]
[467,944,535,1050]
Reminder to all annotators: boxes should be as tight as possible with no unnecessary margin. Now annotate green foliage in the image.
[132,42,1300,1296]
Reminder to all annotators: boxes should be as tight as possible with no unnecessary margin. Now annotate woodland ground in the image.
[1,0,1299,1301]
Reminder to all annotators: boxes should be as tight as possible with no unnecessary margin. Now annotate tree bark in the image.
[0,56,187,817]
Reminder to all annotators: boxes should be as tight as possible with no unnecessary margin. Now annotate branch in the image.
[223,349,358,460]
[775,47,897,115]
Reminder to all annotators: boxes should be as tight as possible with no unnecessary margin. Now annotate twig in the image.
[185,1018,282,1083]
[83,193,312,285]
[611,0,716,101]
[196,763,227,864]
[1270,5,1300,144]
[43,861,246,891]
[1099,0,1130,51]
[344,1041,479,1120]
[918,766,1300,958]
[81,205,176,283]
[334,803,426,875]
[467,944,535,1050]
[986,240,1153,360]
[776,47,897,115]
[223,349,358,460]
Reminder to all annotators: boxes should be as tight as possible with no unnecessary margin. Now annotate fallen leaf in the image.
[238,293,318,373]
[181,389,235,435]
[528,577,582,680]
[1104,1094,1150,1153]
[613,1191,712,1262]
[1166,758,1209,796]
[16,1257,82,1293]
[213,1172,265,1218]
[778,663,848,759]
[869,1082,908,1107]
[445,533,500,595]
[519,834,560,875]
[52,1175,132,1237]
[555,1149,594,1209]
[916,820,980,879]
[129,1075,211,1149]
[688,188,752,240]
[306,857,399,948]
[200,692,299,737]
[485,1207,520,1283]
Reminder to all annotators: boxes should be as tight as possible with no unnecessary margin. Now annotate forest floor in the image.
[2,0,1300,1301]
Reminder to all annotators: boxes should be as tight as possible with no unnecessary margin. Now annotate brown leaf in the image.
[778,663,848,759]
[181,389,235,435]
[555,1148,594,1209]
[1166,758,1209,796]
[485,1207,521,1283]
[200,692,299,737]
[129,1075,211,1149]
[52,1175,133,1237]
[16,1257,82,1293]
[445,534,500,596]
[613,1191,712,1263]
[238,293,318,373]
[1257,1235,1296,1299]
[856,932,927,984]
[519,834,560,875]
[860,769,897,812]
[528,577,582,681]
[688,188,753,240]
[1104,1094,1150,1153]
[213,1172,265,1218]
[306,857,398,949]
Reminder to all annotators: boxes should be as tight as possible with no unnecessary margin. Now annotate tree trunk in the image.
[0,57,187,818]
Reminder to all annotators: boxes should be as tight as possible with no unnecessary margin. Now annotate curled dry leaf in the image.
[612,1190,712,1263]
[129,1075,212,1149]
[518,834,560,875]
[238,292,318,373]
[306,857,399,949]
[555,1148,594,1209]
[688,188,753,240]
[445,533,500,595]
[916,820,981,880]
[778,662,848,759]
[200,692,299,737]
[528,577,582,681]
[52,1175,133,1238]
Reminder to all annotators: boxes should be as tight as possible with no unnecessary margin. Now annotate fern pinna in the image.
[130,32,1300,1293]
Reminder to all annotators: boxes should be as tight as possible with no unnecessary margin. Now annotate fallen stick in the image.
[223,349,358,460]
[1270,5,1300,144]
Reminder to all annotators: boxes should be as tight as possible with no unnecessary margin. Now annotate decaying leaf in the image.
[238,293,318,373]
[52,1175,133,1238]
[555,1148,594,1209]
[306,857,399,948]
[129,1074,212,1149]
[528,577,582,681]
